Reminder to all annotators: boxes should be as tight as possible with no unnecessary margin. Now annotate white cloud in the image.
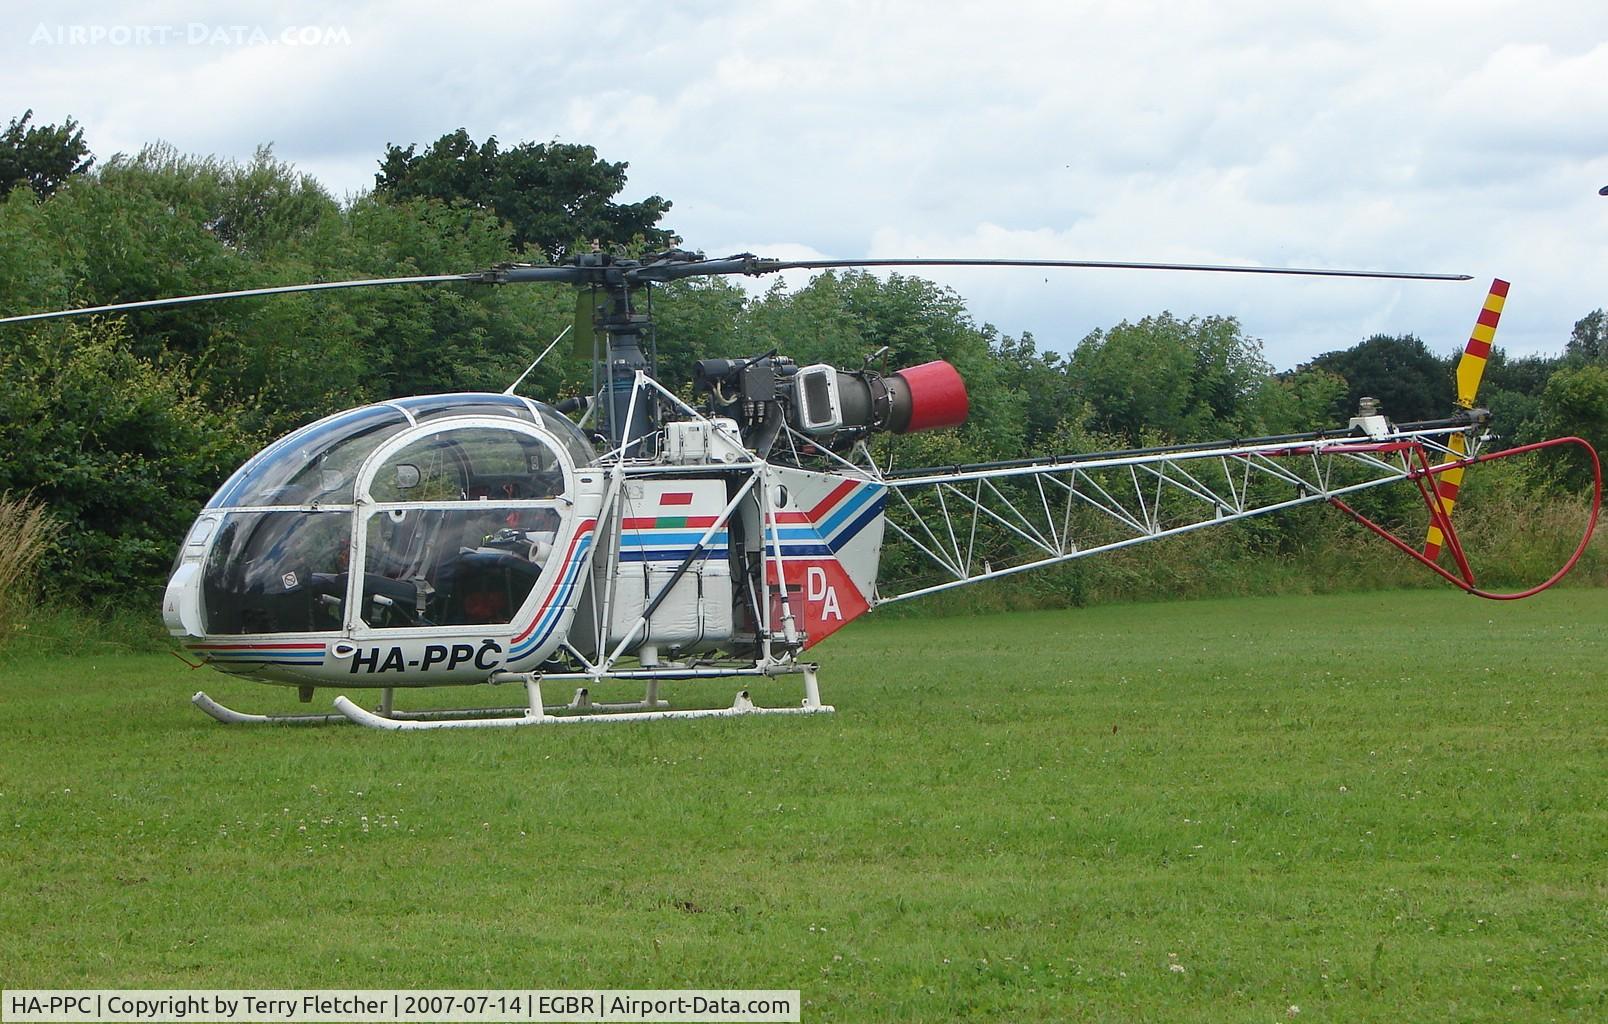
[2,0,1605,369]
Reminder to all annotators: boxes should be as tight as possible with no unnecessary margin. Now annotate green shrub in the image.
[0,321,259,603]
[0,491,60,644]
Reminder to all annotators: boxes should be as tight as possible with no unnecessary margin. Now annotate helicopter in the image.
[3,251,1599,729]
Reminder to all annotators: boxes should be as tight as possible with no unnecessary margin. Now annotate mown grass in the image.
[1,590,1604,1022]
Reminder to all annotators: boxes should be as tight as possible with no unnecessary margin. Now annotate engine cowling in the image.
[794,359,969,436]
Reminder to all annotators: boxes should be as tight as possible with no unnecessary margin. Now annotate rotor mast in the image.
[594,260,655,455]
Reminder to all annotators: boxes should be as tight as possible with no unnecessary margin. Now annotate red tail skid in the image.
[1328,436,1602,600]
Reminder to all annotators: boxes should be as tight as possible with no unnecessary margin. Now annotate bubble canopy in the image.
[190,394,596,637]
[206,394,594,509]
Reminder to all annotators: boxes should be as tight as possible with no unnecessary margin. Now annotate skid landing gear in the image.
[191,690,531,725]
[192,666,833,729]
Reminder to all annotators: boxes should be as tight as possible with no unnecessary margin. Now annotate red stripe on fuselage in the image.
[766,480,863,526]
[765,479,868,527]
[187,642,326,650]
[510,518,596,644]
[809,480,859,519]
[620,515,719,530]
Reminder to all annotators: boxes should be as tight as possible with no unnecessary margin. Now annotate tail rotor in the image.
[1422,278,1508,562]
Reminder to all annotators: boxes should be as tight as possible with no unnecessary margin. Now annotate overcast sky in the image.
[4,0,1606,370]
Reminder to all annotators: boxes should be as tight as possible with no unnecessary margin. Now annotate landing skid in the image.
[191,691,532,726]
[192,691,352,725]
[192,665,833,729]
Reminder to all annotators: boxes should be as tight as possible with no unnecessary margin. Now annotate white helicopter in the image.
[3,252,1598,729]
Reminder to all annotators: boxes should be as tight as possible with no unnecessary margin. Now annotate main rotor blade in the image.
[721,257,1473,282]
[0,251,1473,324]
[0,272,487,325]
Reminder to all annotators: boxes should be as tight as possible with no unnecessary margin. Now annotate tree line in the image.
[1,111,1603,606]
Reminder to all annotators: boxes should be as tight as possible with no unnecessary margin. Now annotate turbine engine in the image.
[693,354,969,451]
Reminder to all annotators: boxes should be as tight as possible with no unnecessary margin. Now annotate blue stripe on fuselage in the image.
[819,484,880,537]
[828,494,886,552]
[619,531,728,547]
[619,548,729,562]
[510,535,593,659]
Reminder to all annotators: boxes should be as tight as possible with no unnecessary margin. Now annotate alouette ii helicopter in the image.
[3,251,1599,729]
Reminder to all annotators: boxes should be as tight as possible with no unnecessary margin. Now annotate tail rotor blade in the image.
[1425,278,1509,561]
[1456,279,1507,409]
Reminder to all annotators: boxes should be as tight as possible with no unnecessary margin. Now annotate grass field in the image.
[1,589,1604,1022]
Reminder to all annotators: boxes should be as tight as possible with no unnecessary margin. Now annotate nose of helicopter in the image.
[163,515,220,636]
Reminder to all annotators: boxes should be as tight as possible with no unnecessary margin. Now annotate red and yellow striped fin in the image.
[1456,279,1506,409]
[1425,278,1508,561]
[1423,433,1469,561]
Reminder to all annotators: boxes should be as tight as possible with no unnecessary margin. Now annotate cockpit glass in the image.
[533,405,597,467]
[358,507,562,629]
[202,510,351,634]
[358,423,572,628]
[390,395,594,466]
[206,406,408,508]
[368,426,567,503]
[192,405,585,635]
[400,396,533,422]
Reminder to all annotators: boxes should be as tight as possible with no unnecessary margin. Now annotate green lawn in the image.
[1,590,1604,1022]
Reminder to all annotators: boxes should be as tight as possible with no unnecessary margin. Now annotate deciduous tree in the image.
[1307,334,1449,423]
[375,129,674,259]
[0,110,92,198]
